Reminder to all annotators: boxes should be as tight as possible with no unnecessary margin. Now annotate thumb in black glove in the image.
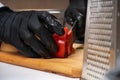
[0,7,64,58]
[65,0,87,43]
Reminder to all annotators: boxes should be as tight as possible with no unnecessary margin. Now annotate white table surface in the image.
[0,62,80,80]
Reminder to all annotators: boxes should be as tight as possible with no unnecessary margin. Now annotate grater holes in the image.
[90,6,114,13]
[88,39,111,47]
[82,0,115,79]
[88,44,110,52]
[87,73,101,80]
[91,0,112,2]
[87,54,109,64]
[87,59,110,70]
[87,68,105,79]
[90,18,113,24]
[88,49,110,58]
[87,62,109,74]
[87,60,109,75]
[89,29,112,35]
[87,53,109,63]
[89,24,112,29]
[89,34,111,41]
[91,1,113,7]
[90,12,113,18]
[87,64,108,75]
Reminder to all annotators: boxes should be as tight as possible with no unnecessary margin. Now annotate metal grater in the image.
[81,0,120,80]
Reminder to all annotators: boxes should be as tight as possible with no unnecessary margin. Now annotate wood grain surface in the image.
[0,43,84,78]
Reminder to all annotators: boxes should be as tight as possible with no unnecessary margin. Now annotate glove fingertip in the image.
[56,28,65,36]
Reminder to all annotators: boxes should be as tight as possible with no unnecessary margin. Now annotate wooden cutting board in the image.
[0,43,84,78]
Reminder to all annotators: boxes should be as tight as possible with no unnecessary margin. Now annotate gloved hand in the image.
[64,0,87,43]
[0,7,64,58]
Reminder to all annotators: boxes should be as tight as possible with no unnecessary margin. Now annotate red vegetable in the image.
[53,27,74,58]
[66,28,75,56]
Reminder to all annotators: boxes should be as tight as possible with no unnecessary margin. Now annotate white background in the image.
[0,62,80,80]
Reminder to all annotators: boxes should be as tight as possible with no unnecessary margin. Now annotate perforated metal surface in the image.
[82,0,120,80]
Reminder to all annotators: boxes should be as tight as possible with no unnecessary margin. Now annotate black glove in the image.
[0,7,64,58]
[65,0,87,43]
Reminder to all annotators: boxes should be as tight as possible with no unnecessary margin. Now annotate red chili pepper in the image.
[53,27,74,58]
